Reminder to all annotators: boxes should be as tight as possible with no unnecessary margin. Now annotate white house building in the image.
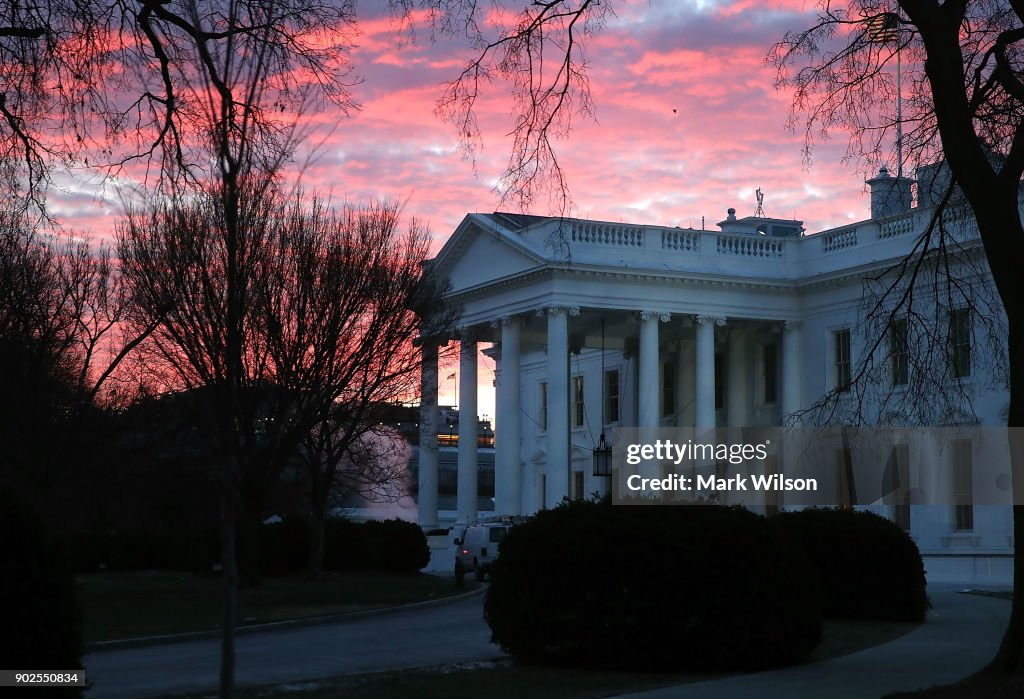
[417,165,1016,583]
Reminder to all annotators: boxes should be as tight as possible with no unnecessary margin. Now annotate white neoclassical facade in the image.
[417,166,1015,583]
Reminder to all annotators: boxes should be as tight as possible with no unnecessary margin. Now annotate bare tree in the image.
[0,1,609,216]
[771,1,1024,675]
[118,181,450,653]
[390,0,614,210]
[299,419,412,576]
[0,211,147,521]
[253,196,453,578]
[2,4,614,696]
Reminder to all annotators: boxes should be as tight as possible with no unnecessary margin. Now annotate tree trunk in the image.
[965,187,1024,673]
[991,313,1024,672]
[308,499,326,580]
[220,160,242,699]
[307,462,328,579]
[218,453,239,699]
[237,488,264,589]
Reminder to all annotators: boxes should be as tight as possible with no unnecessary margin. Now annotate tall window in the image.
[763,343,778,404]
[662,362,676,417]
[539,382,548,431]
[889,318,909,386]
[952,439,973,531]
[834,329,851,392]
[573,471,585,501]
[604,369,620,424]
[948,308,972,379]
[573,375,585,428]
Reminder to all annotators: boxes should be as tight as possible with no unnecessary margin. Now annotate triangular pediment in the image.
[432,214,548,295]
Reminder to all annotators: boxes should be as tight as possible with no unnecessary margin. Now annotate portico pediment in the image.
[431,214,547,295]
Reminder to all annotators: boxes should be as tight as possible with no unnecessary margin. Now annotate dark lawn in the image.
[79,570,473,643]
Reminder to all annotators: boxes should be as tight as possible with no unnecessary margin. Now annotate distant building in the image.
[417,166,1014,583]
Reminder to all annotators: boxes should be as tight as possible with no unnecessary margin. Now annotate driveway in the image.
[85,591,499,698]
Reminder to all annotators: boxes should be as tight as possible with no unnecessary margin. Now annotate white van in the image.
[453,517,527,583]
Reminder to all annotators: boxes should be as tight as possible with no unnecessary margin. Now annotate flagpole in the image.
[897,36,903,178]
[867,12,904,177]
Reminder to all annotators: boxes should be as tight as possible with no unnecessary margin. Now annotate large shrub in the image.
[0,489,83,697]
[485,500,822,672]
[322,517,366,571]
[64,529,219,574]
[64,515,430,577]
[260,516,310,577]
[322,518,429,573]
[768,508,928,622]
[361,519,431,573]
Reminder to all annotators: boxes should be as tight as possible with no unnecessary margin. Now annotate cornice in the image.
[441,237,991,303]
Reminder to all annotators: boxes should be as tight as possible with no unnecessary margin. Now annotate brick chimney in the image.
[866,167,913,219]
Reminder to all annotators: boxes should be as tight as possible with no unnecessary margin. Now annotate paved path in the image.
[614,584,1012,699]
[85,583,1012,699]
[84,591,500,698]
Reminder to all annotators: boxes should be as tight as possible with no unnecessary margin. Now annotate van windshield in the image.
[489,527,507,543]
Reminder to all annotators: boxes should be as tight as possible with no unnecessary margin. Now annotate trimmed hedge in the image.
[0,490,83,697]
[65,530,218,574]
[360,519,431,573]
[484,500,822,672]
[66,516,430,576]
[768,508,928,622]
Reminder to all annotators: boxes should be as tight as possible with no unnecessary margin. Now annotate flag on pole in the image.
[866,12,900,43]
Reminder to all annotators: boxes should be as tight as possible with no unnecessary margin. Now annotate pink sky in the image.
[54,1,897,422]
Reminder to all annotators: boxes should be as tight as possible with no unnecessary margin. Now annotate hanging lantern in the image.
[593,432,612,477]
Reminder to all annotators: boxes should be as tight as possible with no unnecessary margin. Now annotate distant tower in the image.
[755,188,765,217]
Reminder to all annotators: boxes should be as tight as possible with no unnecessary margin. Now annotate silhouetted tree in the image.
[119,186,449,573]
[2,4,613,696]
[0,211,147,523]
[300,420,413,577]
[772,1,1024,674]
[252,197,451,577]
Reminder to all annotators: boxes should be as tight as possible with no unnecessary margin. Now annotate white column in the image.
[695,315,722,431]
[457,333,478,523]
[546,306,571,508]
[418,342,439,529]
[495,317,522,515]
[678,339,695,427]
[727,326,749,427]
[638,312,663,428]
[782,321,802,423]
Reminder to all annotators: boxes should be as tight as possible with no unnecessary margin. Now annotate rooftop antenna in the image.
[755,188,765,217]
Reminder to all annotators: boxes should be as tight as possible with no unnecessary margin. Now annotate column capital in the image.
[538,304,580,317]
[500,315,522,327]
[457,325,480,342]
[639,310,671,323]
[696,314,727,327]
[784,320,802,331]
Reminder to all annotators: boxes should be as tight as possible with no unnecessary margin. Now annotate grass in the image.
[156,617,921,699]
[812,618,920,661]
[79,570,475,643]
[887,669,1024,698]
